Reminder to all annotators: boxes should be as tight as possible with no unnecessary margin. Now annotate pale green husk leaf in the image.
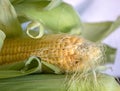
[0,56,62,78]
[104,45,117,64]
[0,73,119,91]
[82,21,112,42]
[0,30,6,50]
[26,21,44,39]
[82,16,120,42]
[0,0,22,37]
[67,74,120,91]
[13,2,82,35]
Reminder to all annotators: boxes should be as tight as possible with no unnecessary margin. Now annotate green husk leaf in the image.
[11,0,62,10]
[42,61,63,74]
[0,30,6,50]
[0,73,119,91]
[81,21,113,42]
[67,73,120,91]
[0,74,66,91]
[10,0,24,4]
[44,0,62,10]
[0,56,63,79]
[0,56,41,78]
[82,17,120,42]
[14,2,82,34]
[0,0,22,38]
[104,45,117,64]
[26,21,44,39]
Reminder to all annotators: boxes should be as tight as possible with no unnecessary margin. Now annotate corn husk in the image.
[10,0,62,10]
[0,30,6,50]
[67,73,120,91]
[82,16,120,42]
[0,73,120,91]
[0,0,22,37]
[104,45,117,64]
[0,56,62,78]
[26,21,44,38]
[12,1,82,35]
[0,0,120,91]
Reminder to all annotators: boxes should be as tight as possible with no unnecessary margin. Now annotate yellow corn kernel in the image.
[0,34,104,73]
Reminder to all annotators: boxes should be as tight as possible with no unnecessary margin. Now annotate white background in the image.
[64,0,120,77]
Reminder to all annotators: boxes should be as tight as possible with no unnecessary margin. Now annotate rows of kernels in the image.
[0,34,102,72]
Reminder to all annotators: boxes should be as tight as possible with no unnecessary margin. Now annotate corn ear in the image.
[0,34,104,73]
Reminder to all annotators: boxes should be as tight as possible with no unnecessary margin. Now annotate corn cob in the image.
[0,34,103,73]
